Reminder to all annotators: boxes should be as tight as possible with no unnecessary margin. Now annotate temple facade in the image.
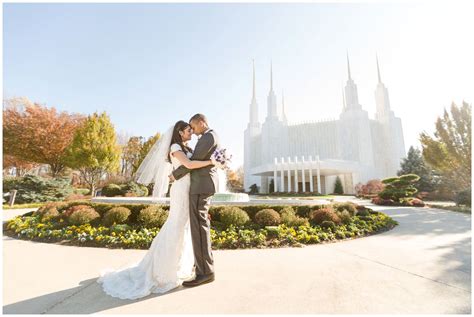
[243,55,406,194]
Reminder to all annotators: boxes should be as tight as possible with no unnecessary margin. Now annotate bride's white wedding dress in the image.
[96,143,195,300]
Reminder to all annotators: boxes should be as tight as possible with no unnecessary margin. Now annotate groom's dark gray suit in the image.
[172,129,219,276]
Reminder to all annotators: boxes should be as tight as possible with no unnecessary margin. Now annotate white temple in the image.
[243,55,406,194]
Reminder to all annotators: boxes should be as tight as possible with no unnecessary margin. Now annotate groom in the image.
[170,113,219,287]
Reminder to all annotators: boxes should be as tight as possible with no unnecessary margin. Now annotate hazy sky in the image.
[4,2,473,168]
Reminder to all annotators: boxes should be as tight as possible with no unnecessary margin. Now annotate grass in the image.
[426,204,471,214]
[2,203,46,210]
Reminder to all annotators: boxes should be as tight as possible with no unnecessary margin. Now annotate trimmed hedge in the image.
[3,201,399,250]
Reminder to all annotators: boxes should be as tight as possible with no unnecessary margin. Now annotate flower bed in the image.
[3,201,398,250]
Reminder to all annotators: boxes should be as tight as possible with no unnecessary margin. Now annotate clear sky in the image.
[4,2,473,169]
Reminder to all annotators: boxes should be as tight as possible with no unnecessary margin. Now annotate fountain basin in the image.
[211,192,250,203]
[91,195,329,206]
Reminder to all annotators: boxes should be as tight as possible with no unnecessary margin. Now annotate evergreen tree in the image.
[398,146,435,192]
[66,112,121,195]
[334,176,344,194]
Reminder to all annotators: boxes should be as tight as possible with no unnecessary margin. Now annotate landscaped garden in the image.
[3,201,398,250]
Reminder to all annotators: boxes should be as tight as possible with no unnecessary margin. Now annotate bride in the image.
[96,120,214,300]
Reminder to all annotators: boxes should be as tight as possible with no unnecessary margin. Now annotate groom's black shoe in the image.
[182,273,215,287]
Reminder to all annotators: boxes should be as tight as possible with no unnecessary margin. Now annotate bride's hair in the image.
[169,120,193,159]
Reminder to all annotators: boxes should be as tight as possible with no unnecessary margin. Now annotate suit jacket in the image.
[172,129,220,195]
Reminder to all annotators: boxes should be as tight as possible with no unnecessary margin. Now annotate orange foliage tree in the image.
[2,154,39,177]
[3,97,84,176]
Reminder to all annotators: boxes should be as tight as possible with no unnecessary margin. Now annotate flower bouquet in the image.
[211,148,232,170]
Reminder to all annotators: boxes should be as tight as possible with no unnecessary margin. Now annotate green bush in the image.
[309,207,341,225]
[336,209,352,225]
[101,184,122,197]
[137,205,169,228]
[102,207,131,226]
[356,209,370,217]
[69,207,100,225]
[378,173,420,202]
[220,206,250,227]
[110,223,132,234]
[455,189,471,207]
[255,209,281,226]
[321,220,336,231]
[100,181,149,197]
[2,175,74,204]
[121,181,148,197]
[280,206,309,227]
[331,202,358,217]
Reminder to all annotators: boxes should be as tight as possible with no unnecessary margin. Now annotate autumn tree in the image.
[3,154,39,177]
[65,112,121,195]
[122,136,143,176]
[133,133,161,174]
[3,97,84,176]
[419,101,471,193]
[226,166,244,192]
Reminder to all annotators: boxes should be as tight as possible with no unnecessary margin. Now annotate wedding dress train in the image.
[96,143,195,300]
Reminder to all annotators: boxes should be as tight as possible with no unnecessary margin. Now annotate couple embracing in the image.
[97,113,219,300]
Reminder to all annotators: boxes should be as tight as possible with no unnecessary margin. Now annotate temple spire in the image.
[346,51,352,80]
[270,61,274,92]
[282,89,288,123]
[252,59,256,101]
[376,54,382,83]
[342,86,346,109]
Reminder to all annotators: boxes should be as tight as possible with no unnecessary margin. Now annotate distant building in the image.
[243,55,406,194]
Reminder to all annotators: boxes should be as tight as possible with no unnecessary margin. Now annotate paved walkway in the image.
[2,201,471,314]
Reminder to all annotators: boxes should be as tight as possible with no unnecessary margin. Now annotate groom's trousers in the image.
[189,193,215,276]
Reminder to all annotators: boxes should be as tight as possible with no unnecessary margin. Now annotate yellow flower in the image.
[111,232,116,236]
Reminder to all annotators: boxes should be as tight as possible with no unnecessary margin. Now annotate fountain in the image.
[92,169,328,206]
[210,169,250,203]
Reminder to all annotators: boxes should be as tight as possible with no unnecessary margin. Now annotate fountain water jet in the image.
[211,169,250,203]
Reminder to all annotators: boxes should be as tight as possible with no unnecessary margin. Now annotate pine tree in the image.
[398,146,435,192]
[334,176,344,194]
[65,112,121,195]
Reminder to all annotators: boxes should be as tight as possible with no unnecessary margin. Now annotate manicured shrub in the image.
[336,209,352,225]
[37,206,60,222]
[121,181,148,197]
[378,174,420,202]
[137,205,169,228]
[280,206,309,227]
[321,220,336,231]
[309,207,341,225]
[255,209,281,226]
[103,207,131,226]
[69,207,100,225]
[101,184,122,197]
[63,204,92,219]
[331,202,358,217]
[356,209,370,217]
[220,206,250,227]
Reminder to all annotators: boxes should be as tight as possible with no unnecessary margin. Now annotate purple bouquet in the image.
[211,148,232,170]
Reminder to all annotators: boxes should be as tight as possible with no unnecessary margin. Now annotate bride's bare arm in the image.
[172,151,212,169]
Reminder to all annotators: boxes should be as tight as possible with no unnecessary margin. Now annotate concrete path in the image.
[2,202,471,314]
